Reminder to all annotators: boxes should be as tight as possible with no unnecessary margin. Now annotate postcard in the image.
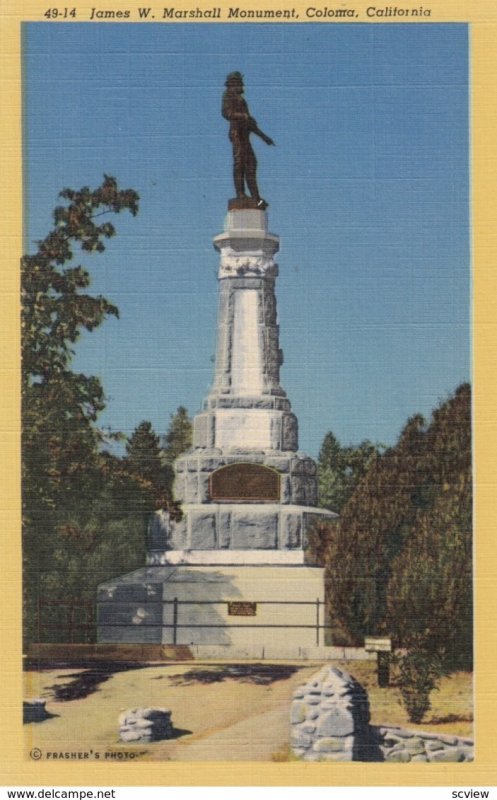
[1,0,497,790]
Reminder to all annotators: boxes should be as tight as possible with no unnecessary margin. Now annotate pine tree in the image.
[126,421,163,484]
[124,420,173,511]
[386,384,472,671]
[324,413,428,643]
[162,406,193,465]
[317,432,383,512]
[322,383,472,659]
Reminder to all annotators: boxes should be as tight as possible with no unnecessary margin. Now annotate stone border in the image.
[291,666,473,762]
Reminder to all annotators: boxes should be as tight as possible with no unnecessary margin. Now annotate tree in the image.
[22,175,138,385]
[22,175,139,512]
[323,413,428,643]
[317,432,383,512]
[161,406,193,465]
[386,384,472,671]
[22,176,139,645]
[123,420,173,512]
[395,641,447,724]
[322,383,472,662]
[126,421,164,484]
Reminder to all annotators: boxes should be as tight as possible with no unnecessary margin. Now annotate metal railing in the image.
[99,597,330,646]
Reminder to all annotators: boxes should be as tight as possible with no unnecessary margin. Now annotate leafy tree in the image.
[22,176,139,645]
[317,432,383,512]
[161,406,193,465]
[22,175,138,385]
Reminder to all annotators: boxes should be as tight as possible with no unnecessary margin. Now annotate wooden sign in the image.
[210,463,280,502]
[227,602,257,616]
[364,636,392,653]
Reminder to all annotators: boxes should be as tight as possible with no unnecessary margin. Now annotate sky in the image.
[22,22,470,457]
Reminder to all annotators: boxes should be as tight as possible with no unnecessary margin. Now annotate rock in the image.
[405,737,426,756]
[428,748,464,763]
[386,750,411,762]
[119,707,173,743]
[329,667,344,679]
[302,722,316,733]
[426,740,444,752]
[389,728,414,739]
[439,735,458,746]
[316,708,354,737]
[290,701,307,724]
[382,736,403,749]
[291,731,313,748]
[411,754,429,762]
[304,695,321,705]
[318,751,353,762]
[120,729,151,743]
[313,736,351,753]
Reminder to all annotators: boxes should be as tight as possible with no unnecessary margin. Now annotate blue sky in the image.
[22,22,470,457]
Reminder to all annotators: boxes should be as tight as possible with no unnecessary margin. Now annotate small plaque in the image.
[364,636,392,653]
[228,602,257,616]
[210,463,280,502]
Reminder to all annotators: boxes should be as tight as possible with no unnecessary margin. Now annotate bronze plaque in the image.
[228,602,257,616]
[210,463,280,502]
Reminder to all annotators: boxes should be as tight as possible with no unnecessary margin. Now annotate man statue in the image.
[222,72,275,209]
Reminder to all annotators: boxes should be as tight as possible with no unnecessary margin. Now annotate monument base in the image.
[97,564,326,648]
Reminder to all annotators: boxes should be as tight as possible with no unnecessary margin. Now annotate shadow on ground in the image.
[163,664,301,686]
[35,662,146,701]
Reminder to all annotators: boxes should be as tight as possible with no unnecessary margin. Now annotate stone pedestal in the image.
[97,206,336,650]
[98,565,326,648]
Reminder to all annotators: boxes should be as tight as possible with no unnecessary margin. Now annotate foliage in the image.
[317,432,383,513]
[161,406,193,465]
[22,175,139,515]
[321,384,472,675]
[22,176,140,645]
[322,413,427,643]
[124,421,173,511]
[386,385,472,671]
[22,175,138,385]
[396,641,446,724]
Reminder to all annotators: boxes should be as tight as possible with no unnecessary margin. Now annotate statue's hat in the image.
[225,71,244,86]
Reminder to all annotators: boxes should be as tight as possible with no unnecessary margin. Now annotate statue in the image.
[222,72,275,209]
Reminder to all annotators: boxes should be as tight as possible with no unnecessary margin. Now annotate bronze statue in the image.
[222,72,275,209]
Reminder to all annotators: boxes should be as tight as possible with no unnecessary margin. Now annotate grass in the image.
[337,660,473,738]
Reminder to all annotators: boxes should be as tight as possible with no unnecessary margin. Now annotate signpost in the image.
[365,636,392,687]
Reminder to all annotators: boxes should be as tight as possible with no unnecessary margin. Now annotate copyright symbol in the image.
[30,748,42,760]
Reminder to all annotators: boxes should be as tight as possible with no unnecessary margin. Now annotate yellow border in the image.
[2,0,497,786]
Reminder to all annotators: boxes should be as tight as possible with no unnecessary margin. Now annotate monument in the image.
[97,74,336,655]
